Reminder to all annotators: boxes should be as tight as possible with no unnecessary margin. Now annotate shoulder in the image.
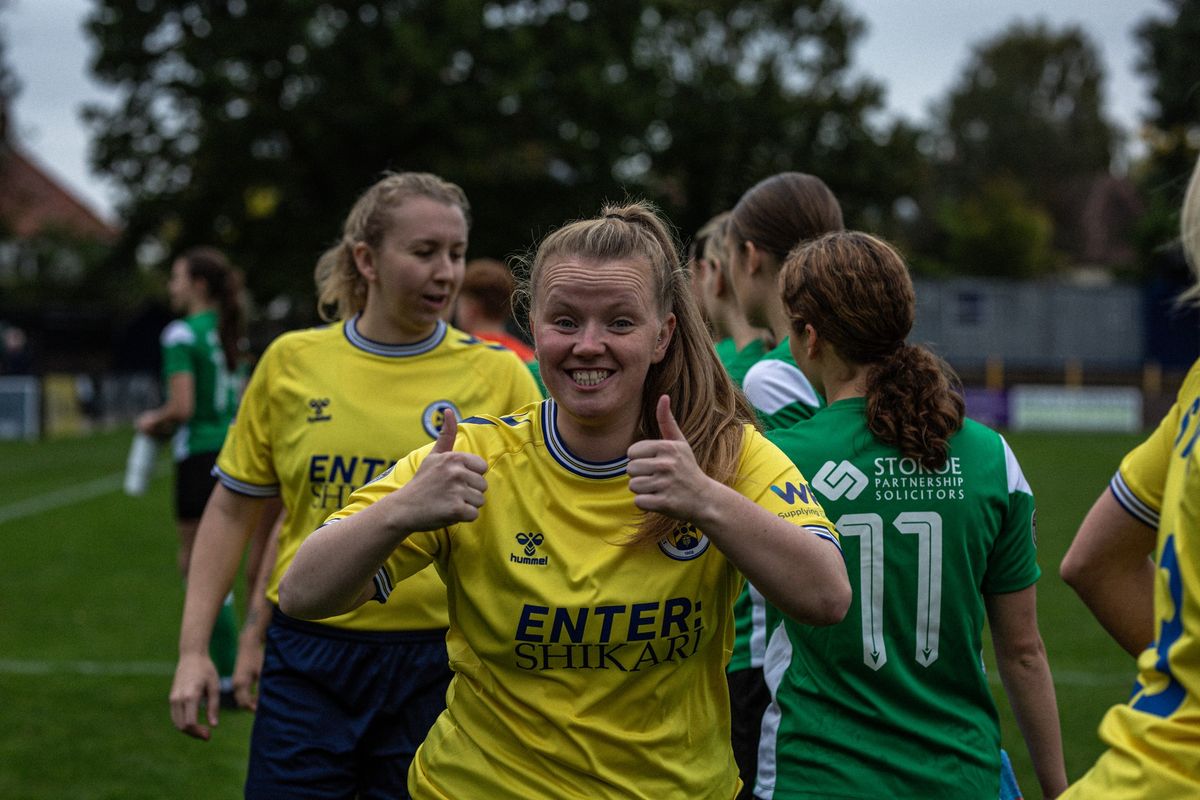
[260,322,343,359]
[440,327,529,368]
[160,319,196,347]
[742,349,818,414]
[456,401,543,461]
[956,418,1029,493]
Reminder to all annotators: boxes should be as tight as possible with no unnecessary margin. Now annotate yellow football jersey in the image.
[1061,359,1200,798]
[215,317,541,631]
[325,399,839,799]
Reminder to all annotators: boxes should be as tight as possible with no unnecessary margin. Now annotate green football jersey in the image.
[716,337,769,389]
[729,337,822,672]
[160,309,245,460]
[758,397,1040,799]
[741,338,823,430]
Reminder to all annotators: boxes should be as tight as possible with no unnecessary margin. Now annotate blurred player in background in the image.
[453,257,536,362]
[760,230,1066,799]
[721,171,845,795]
[1057,155,1200,797]
[279,200,851,799]
[690,212,771,388]
[168,172,541,799]
[136,246,258,707]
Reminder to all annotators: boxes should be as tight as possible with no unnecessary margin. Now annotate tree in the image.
[927,21,1118,267]
[1132,0,1200,258]
[83,0,921,312]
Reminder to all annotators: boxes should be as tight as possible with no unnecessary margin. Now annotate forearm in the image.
[179,488,264,655]
[696,482,850,626]
[995,642,1068,798]
[278,499,413,620]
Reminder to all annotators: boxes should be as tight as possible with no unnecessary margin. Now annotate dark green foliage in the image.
[81,1,921,309]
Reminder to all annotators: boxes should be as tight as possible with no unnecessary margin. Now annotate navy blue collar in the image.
[344,315,445,357]
[541,400,629,479]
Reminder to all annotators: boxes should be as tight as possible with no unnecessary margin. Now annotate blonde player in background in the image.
[1057,155,1200,796]
[168,172,541,799]
[280,200,852,799]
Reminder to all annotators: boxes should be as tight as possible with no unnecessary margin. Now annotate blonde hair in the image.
[1180,156,1200,307]
[314,172,470,321]
[519,201,758,545]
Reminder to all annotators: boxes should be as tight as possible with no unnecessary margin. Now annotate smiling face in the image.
[355,196,468,341]
[532,257,675,448]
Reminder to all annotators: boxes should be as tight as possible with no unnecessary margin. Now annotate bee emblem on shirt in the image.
[516,532,544,556]
[510,532,548,566]
[659,522,710,561]
[307,398,332,422]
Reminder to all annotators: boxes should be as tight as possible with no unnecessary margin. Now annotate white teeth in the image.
[571,369,610,386]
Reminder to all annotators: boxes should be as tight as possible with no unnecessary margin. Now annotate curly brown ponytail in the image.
[780,231,964,470]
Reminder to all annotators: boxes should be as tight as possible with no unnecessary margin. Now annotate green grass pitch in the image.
[0,427,1144,797]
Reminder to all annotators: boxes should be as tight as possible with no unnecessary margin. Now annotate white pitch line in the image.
[0,659,174,676]
[0,471,141,526]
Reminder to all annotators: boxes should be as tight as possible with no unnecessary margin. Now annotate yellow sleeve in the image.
[734,427,840,548]
[322,441,448,602]
[214,343,277,495]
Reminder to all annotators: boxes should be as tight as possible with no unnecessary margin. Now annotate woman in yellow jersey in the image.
[167,172,541,799]
[1057,156,1200,796]
[281,200,853,800]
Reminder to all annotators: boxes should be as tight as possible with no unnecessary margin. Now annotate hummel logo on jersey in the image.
[511,532,548,566]
[812,460,869,500]
[307,398,332,422]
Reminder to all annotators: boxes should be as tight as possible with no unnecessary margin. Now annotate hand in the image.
[231,635,263,711]
[169,652,221,740]
[627,395,707,520]
[394,410,489,531]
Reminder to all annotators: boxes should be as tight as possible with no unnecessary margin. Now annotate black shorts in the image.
[174,451,219,521]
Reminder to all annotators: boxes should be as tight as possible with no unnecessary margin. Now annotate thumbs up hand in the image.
[627,395,706,519]
[397,408,489,530]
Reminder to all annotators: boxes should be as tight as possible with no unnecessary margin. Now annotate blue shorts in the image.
[245,608,452,800]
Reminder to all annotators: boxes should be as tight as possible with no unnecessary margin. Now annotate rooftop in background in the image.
[0,104,118,243]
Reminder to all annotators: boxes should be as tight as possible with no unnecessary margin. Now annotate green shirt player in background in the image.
[759,231,1067,799]
[689,211,771,388]
[136,247,257,706]
[719,172,845,797]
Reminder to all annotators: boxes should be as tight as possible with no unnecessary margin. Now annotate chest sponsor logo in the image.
[307,397,332,422]
[307,454,396,510]
[422,400,461,438]
[658,522,709,561]
[510,532,548,566]
[513,597,706,672]
[812,460,869,501]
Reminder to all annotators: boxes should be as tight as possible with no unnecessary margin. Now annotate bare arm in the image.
[169,484,268,739]
[627,396,851,626]
[279,411,487,620]
[137,372,195,437]
[986,586,1067,799]
[231,500,284,710]
[1059,489,1156,657]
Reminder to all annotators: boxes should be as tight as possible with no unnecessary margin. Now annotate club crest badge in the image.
[422,400,461,438]
[658,522,710,561]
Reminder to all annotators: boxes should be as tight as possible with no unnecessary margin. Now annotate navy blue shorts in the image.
[244,608,452,800]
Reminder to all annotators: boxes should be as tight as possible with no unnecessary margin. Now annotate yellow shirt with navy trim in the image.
[325,399,839,800]
[1061,359,1200,798]
[214,317,541,632]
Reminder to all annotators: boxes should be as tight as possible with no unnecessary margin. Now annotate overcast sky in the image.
[3,0,1169,223]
